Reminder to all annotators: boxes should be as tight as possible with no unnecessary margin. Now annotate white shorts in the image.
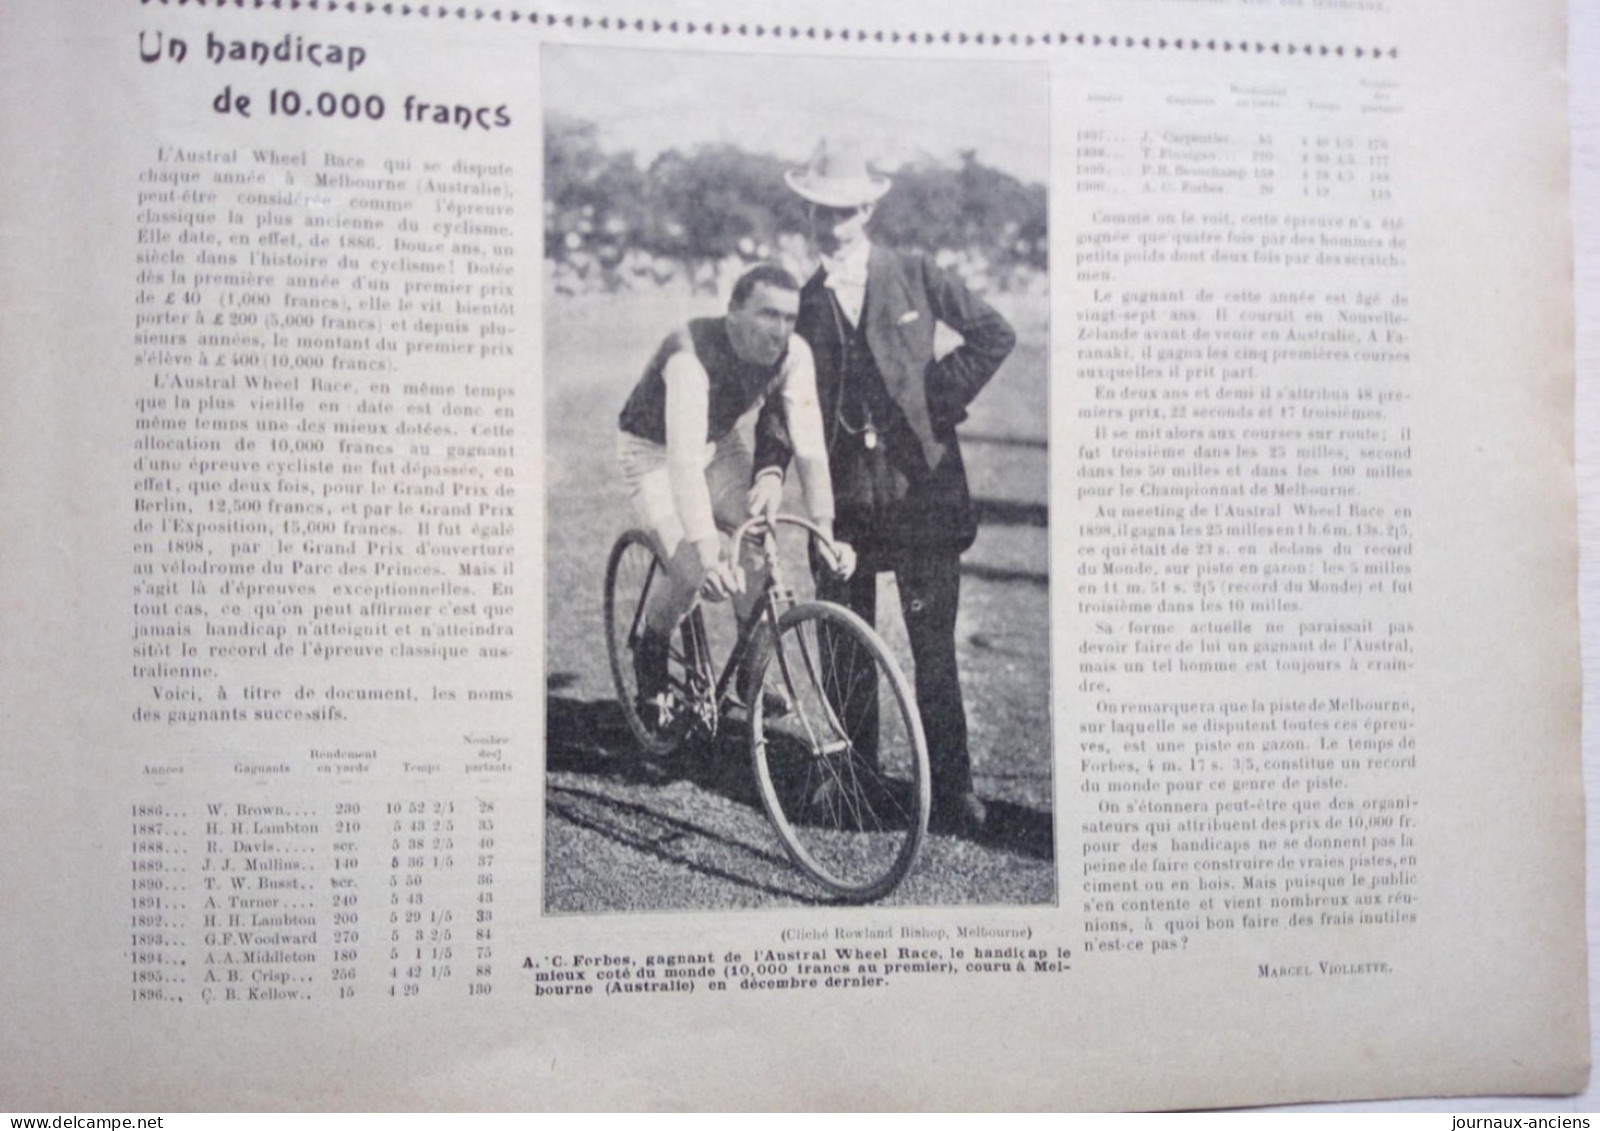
[615,426,755,557]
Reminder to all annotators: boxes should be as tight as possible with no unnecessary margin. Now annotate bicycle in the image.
[603,514,931,902]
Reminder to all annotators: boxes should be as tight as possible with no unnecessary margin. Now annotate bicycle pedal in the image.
[635,692,678,731]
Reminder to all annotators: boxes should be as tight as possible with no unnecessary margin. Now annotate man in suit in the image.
[751,138,1016,836]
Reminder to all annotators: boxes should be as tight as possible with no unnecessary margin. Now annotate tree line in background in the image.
[545,113,1048,298]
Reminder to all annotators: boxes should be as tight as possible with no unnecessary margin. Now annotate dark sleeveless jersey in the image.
[617,318,785,445]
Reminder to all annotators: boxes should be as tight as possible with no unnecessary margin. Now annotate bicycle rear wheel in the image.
[604,529,697,756]
[748,600,930,901]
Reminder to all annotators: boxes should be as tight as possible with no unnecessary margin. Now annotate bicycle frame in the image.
[606,512,931,899]
[683,514,832,733]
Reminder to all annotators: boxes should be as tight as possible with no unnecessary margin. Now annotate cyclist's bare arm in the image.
[746,337,854,578]
[784,337,854,577]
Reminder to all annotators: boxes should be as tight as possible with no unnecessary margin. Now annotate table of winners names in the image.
[1074,126,1397,206]
[128,791,501,1004]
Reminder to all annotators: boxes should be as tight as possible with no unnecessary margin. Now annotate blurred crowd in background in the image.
[545,113,1049,299]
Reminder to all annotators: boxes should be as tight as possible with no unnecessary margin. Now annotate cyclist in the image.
[616,262,855,718]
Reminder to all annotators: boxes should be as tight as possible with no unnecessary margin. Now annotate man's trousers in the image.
[813,547,974,816]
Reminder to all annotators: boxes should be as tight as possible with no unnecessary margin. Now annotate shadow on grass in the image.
[960,561,1049,588]
[972,497,1049,528]
[544,693,760,802]
[546,693,1055,864]
[546,784,825,906]
[545,693,832,906]
[961,431,1048,452]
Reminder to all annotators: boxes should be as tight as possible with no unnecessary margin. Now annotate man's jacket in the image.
[755,246,1015,552]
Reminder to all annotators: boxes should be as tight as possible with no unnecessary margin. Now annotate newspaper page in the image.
[0,0,1584,1111]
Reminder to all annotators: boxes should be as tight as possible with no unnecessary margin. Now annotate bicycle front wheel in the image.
[604,529,693,757]
[748,600,930,901]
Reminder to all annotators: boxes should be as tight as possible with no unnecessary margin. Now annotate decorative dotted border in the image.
[138,0,1399,60]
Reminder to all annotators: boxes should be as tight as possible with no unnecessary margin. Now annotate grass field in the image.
[542,286,1056,911]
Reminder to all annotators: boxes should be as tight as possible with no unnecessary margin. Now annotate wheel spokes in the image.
[750,603,928,899]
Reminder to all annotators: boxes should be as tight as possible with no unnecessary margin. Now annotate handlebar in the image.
[727,513,850,576]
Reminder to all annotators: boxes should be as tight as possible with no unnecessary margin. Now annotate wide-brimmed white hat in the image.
[784,137,892,208]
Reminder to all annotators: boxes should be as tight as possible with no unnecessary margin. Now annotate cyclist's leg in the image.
[705,423,768,628]
[616,432,704,699]
[705,426,778,708]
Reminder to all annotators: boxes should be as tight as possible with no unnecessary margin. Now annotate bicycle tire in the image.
[604,529,696,756]
[748,599,930,901]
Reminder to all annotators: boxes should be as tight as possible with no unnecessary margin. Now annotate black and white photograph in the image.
[540,44,1054,911]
